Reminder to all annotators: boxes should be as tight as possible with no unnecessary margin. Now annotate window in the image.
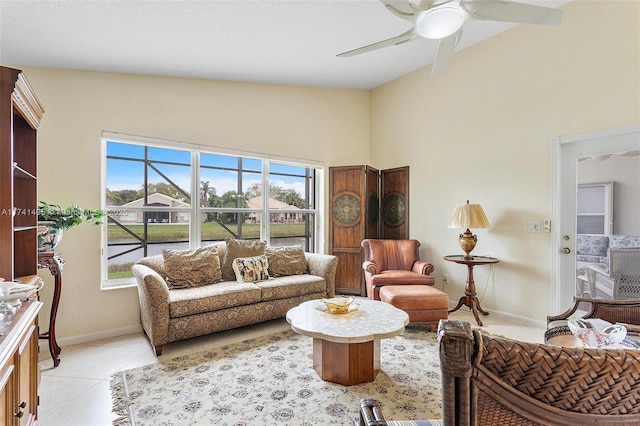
[102,134,322,289]
[577,182,614,234]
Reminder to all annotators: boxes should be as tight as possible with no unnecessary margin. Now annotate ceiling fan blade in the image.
[431,27,463,75]
[379,0,416,21]
[337,29,417,57]
[461,0,563,26]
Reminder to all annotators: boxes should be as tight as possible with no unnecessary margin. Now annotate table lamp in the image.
[448,200,490,259]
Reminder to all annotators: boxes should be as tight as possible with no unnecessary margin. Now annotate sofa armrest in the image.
[304,252,338,298]
[362,260,380,276]
[412,260,434,275]
[132,263,171,351]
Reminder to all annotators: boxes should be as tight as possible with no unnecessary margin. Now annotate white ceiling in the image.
[0,0,569,90]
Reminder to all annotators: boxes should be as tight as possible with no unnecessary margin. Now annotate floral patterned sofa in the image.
[576,234,640,274]
[132,240,338,355]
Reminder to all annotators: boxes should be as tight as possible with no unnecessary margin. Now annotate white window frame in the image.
[577,182,614,235]
[101,132,324,290]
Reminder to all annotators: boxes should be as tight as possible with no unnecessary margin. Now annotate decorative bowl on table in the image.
[318,296,358,314]
[567,318,627,348]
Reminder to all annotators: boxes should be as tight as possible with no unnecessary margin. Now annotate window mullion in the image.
[190,151,201,246]
[262,161,269,244]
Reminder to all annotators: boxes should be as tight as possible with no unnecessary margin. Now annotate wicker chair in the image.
[359,320,640,426]
[547,297,640,332]
[585,248,640,299]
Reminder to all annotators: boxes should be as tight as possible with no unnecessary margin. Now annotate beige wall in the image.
[19,0,640,344]
[370,1,639,322]
[23,68,370,343]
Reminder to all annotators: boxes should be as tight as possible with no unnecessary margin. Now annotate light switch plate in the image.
[527,222,541,233]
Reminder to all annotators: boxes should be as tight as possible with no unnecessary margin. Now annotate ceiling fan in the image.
[337,0,563,75]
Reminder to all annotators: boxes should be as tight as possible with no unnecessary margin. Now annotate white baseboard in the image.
[448,302,547,329]
[486,308,547,329]
[39,324,143,353]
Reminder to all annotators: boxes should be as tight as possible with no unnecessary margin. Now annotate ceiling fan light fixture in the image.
[416,5,465,40]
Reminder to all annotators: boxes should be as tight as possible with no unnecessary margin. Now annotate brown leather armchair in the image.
[361,239,435,300]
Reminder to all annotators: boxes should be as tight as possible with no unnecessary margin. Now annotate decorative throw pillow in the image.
[162,246,222,289]
[232,255,270,283]
[221,238,266,280]
[265,245,307,277]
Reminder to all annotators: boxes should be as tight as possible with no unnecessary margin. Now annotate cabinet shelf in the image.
[14,225,36,232]
[13,162,36,180]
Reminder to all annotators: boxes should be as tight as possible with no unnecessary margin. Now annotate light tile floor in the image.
[37,308,546,426]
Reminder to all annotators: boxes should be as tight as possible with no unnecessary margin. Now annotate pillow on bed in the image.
[162,246,222,289]
[232,255,270,283]
[265,245,307,277]
[221,238,266,280]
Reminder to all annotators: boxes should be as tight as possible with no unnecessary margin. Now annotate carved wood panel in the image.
[329,165,408,296]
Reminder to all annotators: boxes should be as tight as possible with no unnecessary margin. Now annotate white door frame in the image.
[550,124,640,314]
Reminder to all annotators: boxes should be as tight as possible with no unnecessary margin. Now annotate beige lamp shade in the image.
[448,201,490,229]
[448,201,490,259]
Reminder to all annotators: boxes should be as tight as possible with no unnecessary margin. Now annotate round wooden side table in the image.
[444,255,499,326]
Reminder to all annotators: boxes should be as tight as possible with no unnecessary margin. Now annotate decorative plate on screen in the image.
[333,194,361,225]
[383,193,405,226]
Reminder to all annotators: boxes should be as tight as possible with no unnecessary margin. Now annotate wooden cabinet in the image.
[0,67,44,425]
[0,66,44,282]
[0,297,42,426]
[329,165,409,295]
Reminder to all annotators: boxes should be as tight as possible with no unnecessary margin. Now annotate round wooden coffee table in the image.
[286,298,409,386]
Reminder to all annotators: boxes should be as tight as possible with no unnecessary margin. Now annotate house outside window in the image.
[102,134,322,289]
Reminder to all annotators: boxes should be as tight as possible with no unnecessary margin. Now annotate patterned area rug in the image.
[110,324,442,425]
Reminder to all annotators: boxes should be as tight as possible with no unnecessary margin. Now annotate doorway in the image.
[550,124,640,314]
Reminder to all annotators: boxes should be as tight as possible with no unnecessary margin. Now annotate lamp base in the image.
[459,229,477,259]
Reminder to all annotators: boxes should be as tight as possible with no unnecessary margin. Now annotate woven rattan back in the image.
[439,320,640,426]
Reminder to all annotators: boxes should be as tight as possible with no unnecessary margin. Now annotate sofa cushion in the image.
[256,274,326,301]
[609,234,640,249]
[221,238,266,281]
[162,246,222,289]
[265,245,308,277]
[232,255,270,282]
[576,234,609,257]
[168,281,262,318]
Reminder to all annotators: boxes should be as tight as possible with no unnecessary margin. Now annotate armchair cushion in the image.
[369,270,434,286]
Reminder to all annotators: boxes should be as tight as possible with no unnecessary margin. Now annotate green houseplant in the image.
[37,201,105,252]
